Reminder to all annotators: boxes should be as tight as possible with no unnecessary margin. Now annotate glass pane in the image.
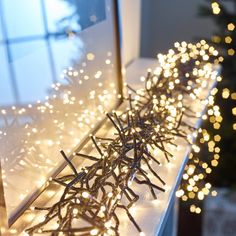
[44,0,79,33]
[11,39,49,62]
[45,0,106,34]
[49,37,83,82]
[2,0,44,39]
[0,15,3,42]
[0,0,120,223]
[11,40,53,104]
[0,46,14,105]
[75,0,106,30]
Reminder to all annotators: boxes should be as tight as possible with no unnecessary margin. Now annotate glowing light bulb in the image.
[90,229,99,235]
[105,221,112,228]
[225,36,232,44]
[82,191,90,198]
[227,23,235,31]
[176,189,184,198]
[211,190,217,196]
[128,180,132,187]
[228,48,235,56]
[232,107,236,115]
[212,2,221,15]
[73,208,79,215]
[105,59,111,65]
[198,191,204,200]
[87,53,95,61]
[195,207,201,214]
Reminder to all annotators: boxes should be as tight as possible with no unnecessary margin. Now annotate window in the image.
[0,0,106,105]
[0,0,121,223]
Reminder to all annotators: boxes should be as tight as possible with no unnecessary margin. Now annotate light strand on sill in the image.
[25,40,221,236]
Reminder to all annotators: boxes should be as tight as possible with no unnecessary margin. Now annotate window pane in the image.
[44,0,78,33]
[44,0,106,34]
[2,0,44,39]
[0,0,121,223]
[10,40,53,104]
[76,0,106,30]
[0,46,15,105]
[11,38,47,62]
[49,37,83,82]
[0,15,3,41]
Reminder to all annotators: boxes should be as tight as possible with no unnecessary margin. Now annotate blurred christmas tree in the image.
[177,2,236,235]
[177,3,236,235]
[198,0,236,188]
[177,1,236,220]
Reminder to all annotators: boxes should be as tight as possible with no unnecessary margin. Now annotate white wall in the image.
[141,0,216,57]
[119,0,216,61]
[119,0,141,65]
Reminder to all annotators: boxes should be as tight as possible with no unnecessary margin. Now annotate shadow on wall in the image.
[140,0,216,57]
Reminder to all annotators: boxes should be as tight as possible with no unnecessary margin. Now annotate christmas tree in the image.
[177,2,236,235]
[198,0,236,188]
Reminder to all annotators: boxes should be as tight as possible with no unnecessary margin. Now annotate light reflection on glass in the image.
[0,0,119,222]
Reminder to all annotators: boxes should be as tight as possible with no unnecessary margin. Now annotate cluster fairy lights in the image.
[17,40,222,236]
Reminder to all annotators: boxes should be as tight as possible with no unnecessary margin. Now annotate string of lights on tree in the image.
[21,40,221,236]
[200,0,236,107]
[176,0,236,214]
[208,0,236,131]
[176,89,223,214]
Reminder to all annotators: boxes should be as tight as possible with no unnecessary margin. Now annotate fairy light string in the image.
[24,40,221,235]
[176,91,223,214]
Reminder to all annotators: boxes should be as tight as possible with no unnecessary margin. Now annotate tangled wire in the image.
[25,41,221,236]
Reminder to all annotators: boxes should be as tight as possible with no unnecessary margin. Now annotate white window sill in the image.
[3,58,220,236]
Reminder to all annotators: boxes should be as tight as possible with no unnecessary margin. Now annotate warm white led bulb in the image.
[82,191,90,198]
[90,229,99,235]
